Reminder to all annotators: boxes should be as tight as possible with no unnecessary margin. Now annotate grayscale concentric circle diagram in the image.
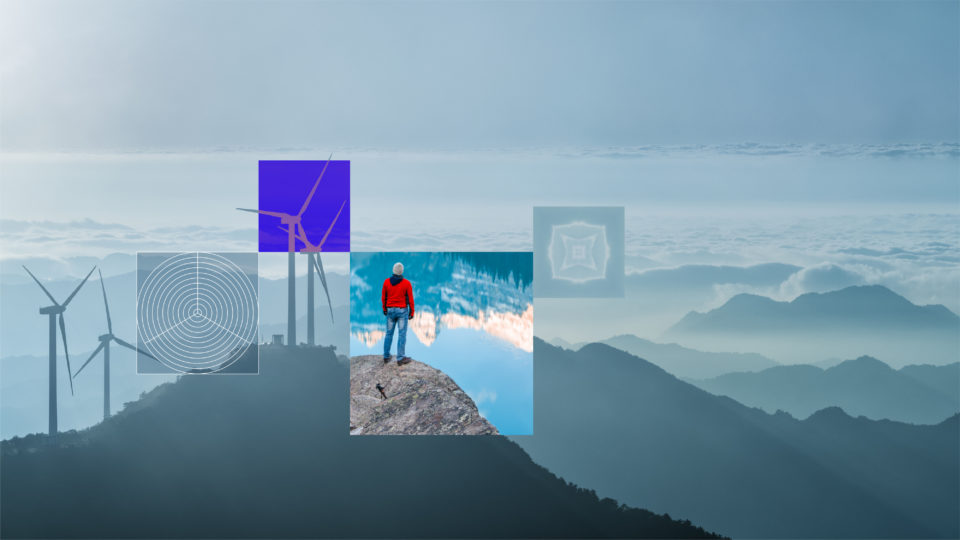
[137,252,258,374]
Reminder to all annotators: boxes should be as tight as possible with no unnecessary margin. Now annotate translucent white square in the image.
[534,207,624,298]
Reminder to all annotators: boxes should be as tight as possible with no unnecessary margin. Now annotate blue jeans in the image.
[384,306,409,359]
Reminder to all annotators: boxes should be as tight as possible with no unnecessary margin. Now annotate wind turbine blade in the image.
[114,337,158,361]
[74,340,106,378]
[98,269,113,334]
[297,154,333,217]
[312,254,334,323]
[317,199,347,250]
[22,266,59,305]
[58,314,74,396]
[62,266,96,307]
[238,208,290,219]
[312,253,328,290]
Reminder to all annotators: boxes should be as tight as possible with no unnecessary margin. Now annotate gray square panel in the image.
[137,252,259,374]
[533,207,625,298]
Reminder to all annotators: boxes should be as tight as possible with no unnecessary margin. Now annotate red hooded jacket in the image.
[381,275,414,316]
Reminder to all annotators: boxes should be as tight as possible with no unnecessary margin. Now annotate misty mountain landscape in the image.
[691,357,960,424]
[0,345,721,539]
[2,1,958,538]
[665,285,959,365]
[574,334,778,379]
[514,340,959,538]
[4,256,958,538]
[537,262,807,341]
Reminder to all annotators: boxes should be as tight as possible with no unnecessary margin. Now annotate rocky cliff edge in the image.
[350,355,499,435]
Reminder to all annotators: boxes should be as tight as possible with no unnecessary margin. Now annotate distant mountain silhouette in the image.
[900,363,960,400]
[258,270,350,327]
[515,340,959,538]
[0,252,137,284]
[547,336,577,350]
[664,285,959,365]
[671,285,958,333]
[537,263,803,345]
[0,345,722,539]
[591,334,777,378]
[692,357,959,424]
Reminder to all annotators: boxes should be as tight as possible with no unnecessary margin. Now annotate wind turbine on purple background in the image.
[73,269,158,421]
[237,155,340,346]
[22,265,96,435]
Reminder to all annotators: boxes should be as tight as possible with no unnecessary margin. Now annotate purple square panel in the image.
[257,160,350,252]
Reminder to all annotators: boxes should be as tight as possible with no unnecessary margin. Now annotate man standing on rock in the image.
[382,261,414,366]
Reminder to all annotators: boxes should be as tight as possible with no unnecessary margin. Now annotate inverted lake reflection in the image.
[350,252,533,435]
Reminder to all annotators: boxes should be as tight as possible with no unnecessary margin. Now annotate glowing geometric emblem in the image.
[561,235,596,271]
[548,222,609,282]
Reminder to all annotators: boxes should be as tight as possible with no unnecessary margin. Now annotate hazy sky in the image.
[1,1,957,316]
[2,0,958,151]
[2,145,957,233]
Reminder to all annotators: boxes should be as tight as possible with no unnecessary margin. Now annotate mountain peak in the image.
[805,406,853,423]
[794,284,905,304]
[350,355,498,435]
[730,292,774,302]
[718,293,780,310]
[828,355,892,373]
[835,284,895,295]
[665,285,959,362]
[595,333,778,379]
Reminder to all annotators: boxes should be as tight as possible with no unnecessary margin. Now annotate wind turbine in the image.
[73,269,158,421]
[23,265,96,435]
[280,210,343,345]
[237,155,337,346]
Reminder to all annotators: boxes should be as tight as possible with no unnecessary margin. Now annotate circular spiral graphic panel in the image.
[137,252,258,373]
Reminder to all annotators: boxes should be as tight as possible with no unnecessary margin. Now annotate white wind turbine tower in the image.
[22,265,96,435]
[73,269,158,420]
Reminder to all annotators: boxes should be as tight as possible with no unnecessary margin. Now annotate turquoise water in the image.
[350,252,533,435]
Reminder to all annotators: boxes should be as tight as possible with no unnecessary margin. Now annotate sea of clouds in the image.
[2,144,957,312]
[3,210,957,314]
